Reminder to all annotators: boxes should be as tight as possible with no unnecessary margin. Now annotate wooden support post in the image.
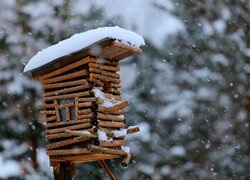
[53,161,74,180]
[98,160,117,180]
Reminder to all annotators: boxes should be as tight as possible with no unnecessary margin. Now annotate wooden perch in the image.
[38,57,90,80]
[42,79,89,90]
[47,148,90,156]
[87,145,126,156]
[122,153,131,167]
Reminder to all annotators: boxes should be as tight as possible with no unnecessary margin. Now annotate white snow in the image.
[23,26,145,72]
[121,146,130,153]
[97,129,108,141]
[113,129,127,137]
[93,87,122,108]
[0,155,21,178]
[169,146,186,157]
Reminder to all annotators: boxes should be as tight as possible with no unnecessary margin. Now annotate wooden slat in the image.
[46,119,90,128]
[65,106,70,121]
[43,79,89,89]
[77,113,93,120]
[78,102,93,108]
[89,63,120,72]
[89,67,120,79]
[78,97,97,102]
[46,137,86,150]
[43,84,91,97]
[40,110,55,115]
[39,57,91,80]
[39,103,55,109]
[97,121,125,128]
[42,70,88,84]
[99,140,126,147]
[50,154,119,163]
[54,100,60,122]
[89,77,104,87]
[44,91,91,101]
[38,116,57,123]
[103,59,119,66]
[89,73,120,84]
[57,102,75,109]
[97,113,124,122]
[75,97,79,120]
[78,109,92,115]
[46,123,91,135]
[106,101,128,112]
[87,145,126,156]
[97,107,123,115]
[45,128,95,140]
[47,148,90,156]
[108,88,120,95]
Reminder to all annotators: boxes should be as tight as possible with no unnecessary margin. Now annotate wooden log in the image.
[97,121,125,128]
[39,103,55,109]
[75,97,79,120]
[103,59,119,66]
[78,97,97,102]
[46,137,87,150]
[99,126,140,138]
[99,140,126,147]
[97,113,124,122]
[57,102,75,109]
[44,91,91,101]
[78,102,93,108]
[54,100,60,122]
[47,148,90,156]
[65,129,97,139]
[43,79,89,90]
[46,119,90,128]
[89,62,120,72]
[38,57,91,80]
[40,110,55,115]
[89,77,104,87]
[77,113,93,120]
[65,106,70,121]
[103,93,122,101]
[127,126,140,135]
[87,145,126,156]
[97,107,123,115]
[89,73,120,84]
[89,67,120,79]
[106,101,128,112]
[122,153,131,167]
[42,70,88,84]
[43,84,91,97]
[78,109,92,115]
[46,123,91,135]
[45,127,96,140]
[38,115,56,123]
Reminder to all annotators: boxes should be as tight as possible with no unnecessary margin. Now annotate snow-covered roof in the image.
[23,26,145,73]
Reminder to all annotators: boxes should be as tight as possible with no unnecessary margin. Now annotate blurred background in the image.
[0,0,250,179]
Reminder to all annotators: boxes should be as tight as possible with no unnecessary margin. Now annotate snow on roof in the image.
[23,26,145,72]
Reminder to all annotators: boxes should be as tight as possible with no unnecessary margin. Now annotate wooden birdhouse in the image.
[24,26,144,178]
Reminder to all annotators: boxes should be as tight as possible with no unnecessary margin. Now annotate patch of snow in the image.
[160,165,171,175]
[24,26,145,72]
[93,87,122,108]
[169,146,186,157]
[113,129,127,137]
[121,146,130,153]
[97,129,108,141]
